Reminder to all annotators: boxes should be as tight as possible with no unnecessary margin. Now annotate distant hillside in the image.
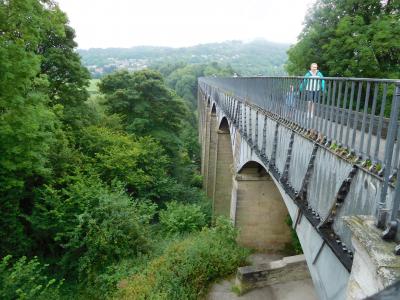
[78,40,290,78]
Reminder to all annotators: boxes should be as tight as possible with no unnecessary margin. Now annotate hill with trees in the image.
[78,39,290,78]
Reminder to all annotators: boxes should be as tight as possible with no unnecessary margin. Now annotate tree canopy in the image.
[98,70,192,173]
[286,0,400,78]
[0,1,290,299]
[152,61,235,109]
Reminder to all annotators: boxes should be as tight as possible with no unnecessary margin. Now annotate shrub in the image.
[61,181,152,281]
[284,215,303,255]
[0,255,63,300]
[30,176,151,281]
[116,217,250,299]
[159,201,206,234]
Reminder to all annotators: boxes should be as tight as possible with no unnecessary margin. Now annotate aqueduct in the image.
[198,76,400,299]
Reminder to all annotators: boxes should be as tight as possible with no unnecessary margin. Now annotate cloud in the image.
[57,0,315,49]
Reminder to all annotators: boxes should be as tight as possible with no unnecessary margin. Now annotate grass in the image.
[329,142,339,151]
[231,284,242,295]
[87,79,101,95]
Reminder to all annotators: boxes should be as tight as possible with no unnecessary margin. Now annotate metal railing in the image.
[199,76,400,225]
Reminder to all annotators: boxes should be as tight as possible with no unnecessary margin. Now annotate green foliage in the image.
[157,62,234,108]
[116,218,250,299]
[38,7,91,130]
[99,69,185,135]
[0,0,59,100]
[0,2,243,299]
[88,79,101,95]
[30,176,151,280]
[0,255,63,300]
[78,229,187,299]
[284,216,303,255]
[79,126,170,198]
[64,185,150,282]
[286,0,400,78]
[98,69,203,188]
[0,0,62,257]
[99,70,188,159]
[159,201,207,234]
[133,199,158,224]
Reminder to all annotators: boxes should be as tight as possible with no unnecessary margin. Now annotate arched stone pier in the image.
[205,105,217,198]
[232,161,291,251]
[212,117,233,218]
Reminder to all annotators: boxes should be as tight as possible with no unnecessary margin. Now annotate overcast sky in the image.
[56,0,316,49]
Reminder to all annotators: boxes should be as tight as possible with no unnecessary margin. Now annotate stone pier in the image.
[232,161,291,251]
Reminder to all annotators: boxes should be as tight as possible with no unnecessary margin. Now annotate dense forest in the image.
[78,40,289,78]
[0,1,248,299]
[1,0,399,299]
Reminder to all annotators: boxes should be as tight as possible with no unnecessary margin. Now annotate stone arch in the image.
[232,160,292,251]
[211,117,234,218]
[210,102,216,114]
[218,116,230,133]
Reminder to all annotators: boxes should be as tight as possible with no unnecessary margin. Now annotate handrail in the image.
[199,76,400,226]
[206,76,400,84]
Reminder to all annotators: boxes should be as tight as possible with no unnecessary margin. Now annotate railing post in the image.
[389,84,400,223]
[378,82,400,229]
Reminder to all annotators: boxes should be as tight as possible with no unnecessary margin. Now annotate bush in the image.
[0,255,63,300]
[116,217,250,299]
[61,182,151,282]
[30,176,152,282]
[159,201,206,234]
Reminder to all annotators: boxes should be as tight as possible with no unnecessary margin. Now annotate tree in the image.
[286,0,400,78]
[0,0,60,256]
[0,0,93,257]
[99,70,188,160]
[159,62,234,108]
[38,7,91,129]
[78,126,170,198]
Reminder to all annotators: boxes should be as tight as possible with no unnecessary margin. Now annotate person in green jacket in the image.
[300,63,325,119]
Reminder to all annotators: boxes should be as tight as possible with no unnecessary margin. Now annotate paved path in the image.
[207,277,317,300]
[207,253,318,300]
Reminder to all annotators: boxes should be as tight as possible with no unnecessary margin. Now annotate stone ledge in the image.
[235,174,271,181]
[344,215,400,299]
[344,215,400,284]
[235,254,310,294]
